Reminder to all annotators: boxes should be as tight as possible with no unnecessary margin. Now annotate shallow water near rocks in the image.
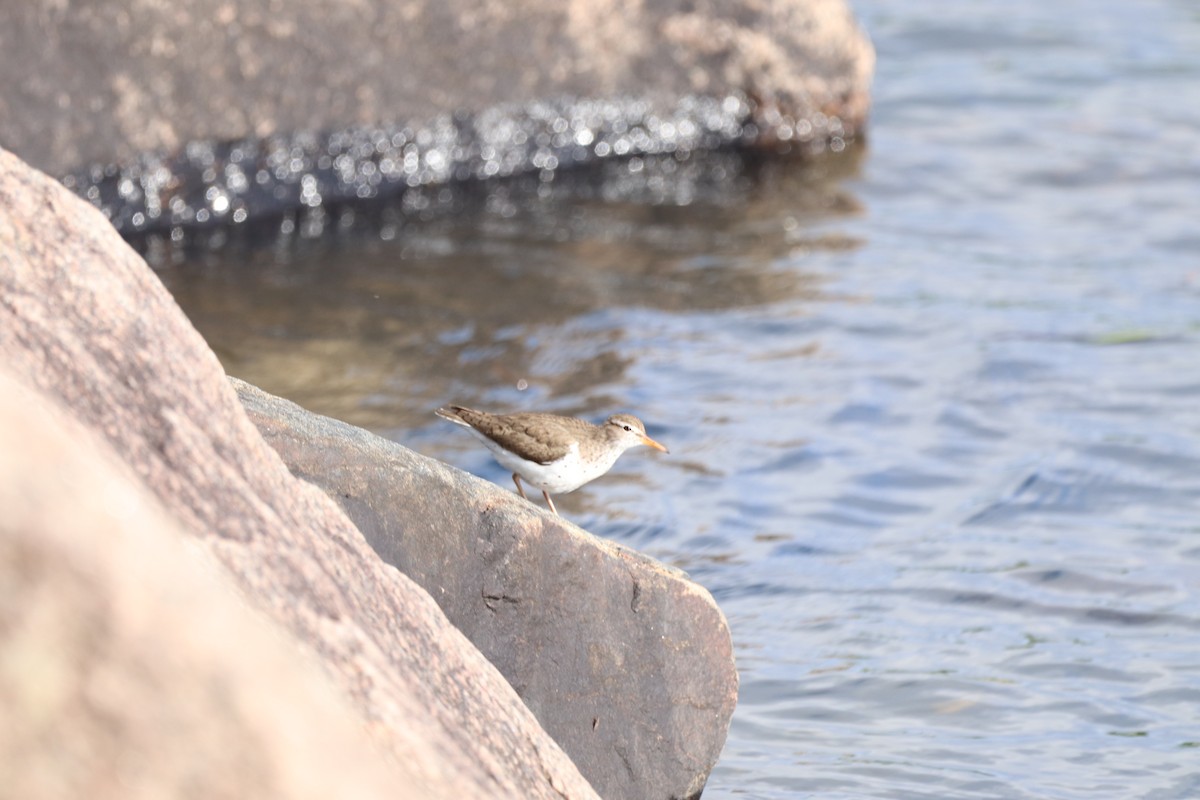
[151,0,1200,797]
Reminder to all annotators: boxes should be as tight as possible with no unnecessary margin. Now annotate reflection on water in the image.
[152,0,1200,797]
[153,150,861,432]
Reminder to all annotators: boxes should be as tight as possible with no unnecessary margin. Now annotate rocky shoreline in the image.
[2,147,605,799]
[1,144,733,798]
[1,1,873,795]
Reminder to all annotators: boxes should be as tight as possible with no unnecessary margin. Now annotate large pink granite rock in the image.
[0,145,600,800]
[0,368,421,800]
[0,0,873,175]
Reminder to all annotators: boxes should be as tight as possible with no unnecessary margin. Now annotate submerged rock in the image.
[0,146,601,800]
[235,377,739,800]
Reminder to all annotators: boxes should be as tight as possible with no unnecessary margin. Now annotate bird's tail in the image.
[435,406,473,427]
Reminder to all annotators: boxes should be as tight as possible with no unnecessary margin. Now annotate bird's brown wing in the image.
[463,410,580,465]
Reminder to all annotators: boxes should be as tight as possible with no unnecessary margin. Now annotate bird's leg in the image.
[542,491,559,516]
[512,473,529,499]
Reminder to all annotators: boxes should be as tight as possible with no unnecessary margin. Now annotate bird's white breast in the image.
[473,434,620,495]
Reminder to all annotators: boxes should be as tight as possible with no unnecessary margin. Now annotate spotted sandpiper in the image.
[435,405,668,515]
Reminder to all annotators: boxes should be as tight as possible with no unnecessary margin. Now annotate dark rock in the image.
[1,0,873,176]
[234,378,739,800]
[65,96,764,235]
[0,145,600,800]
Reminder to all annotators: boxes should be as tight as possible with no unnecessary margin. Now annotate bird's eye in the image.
[623,425,632,431]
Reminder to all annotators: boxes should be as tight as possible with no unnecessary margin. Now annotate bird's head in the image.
[604,414,669,454]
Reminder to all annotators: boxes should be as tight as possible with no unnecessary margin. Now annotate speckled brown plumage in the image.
[435,405,667,516]
[440,407,590,465]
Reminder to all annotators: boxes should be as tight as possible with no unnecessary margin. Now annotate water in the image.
[150,0,1200,797]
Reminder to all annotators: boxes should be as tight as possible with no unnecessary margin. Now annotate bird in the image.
[435,405,668,515]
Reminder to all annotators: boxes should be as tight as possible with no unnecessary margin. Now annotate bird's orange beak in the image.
[641,434,669,454]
